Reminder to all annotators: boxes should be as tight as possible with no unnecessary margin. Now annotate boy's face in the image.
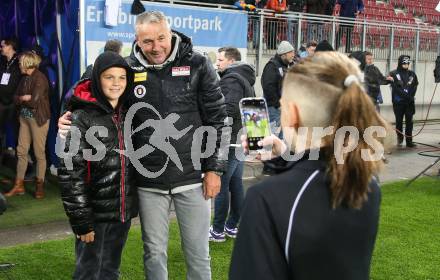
[100,67,127,107]
[365,55,373,65]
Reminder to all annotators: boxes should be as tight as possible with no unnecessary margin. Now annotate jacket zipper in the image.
[113,113,126,223]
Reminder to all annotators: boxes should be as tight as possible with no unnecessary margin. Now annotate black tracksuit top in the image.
[230,151,381,280]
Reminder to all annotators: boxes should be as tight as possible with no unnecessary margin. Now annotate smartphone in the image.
[239,97,271,151]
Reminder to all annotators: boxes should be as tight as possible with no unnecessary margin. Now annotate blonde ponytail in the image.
[283,52,389,209]
[325,82,386,209]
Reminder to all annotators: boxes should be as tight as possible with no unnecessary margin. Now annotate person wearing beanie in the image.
[58,51,138,279]
[263,40,294,132]
[261,41,294,175]
[389,55,419,148]
[263,40,294,129]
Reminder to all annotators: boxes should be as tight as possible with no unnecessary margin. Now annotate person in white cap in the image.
[260,40,295,175]
[262,41,295,131]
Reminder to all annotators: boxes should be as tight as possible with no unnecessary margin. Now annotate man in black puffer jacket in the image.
[124,11,227,279]
[210,47,255,242]
[58,51,138,279]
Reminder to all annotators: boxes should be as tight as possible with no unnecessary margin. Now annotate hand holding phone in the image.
[240,134,287,160]
[239,98,271,152]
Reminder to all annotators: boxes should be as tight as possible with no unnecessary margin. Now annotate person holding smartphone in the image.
[230,52,386,280]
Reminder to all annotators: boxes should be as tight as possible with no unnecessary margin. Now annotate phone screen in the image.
[240,98,271,150]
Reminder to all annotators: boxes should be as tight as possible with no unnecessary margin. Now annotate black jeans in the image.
[74,221,131,280]
[393,102,415,144]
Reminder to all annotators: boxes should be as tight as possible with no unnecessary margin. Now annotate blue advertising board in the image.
[82,0,248,70]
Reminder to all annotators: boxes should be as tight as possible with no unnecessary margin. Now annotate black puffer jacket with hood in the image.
[125,31,228,191]
[219,62,256,144]
[58,52,138,235]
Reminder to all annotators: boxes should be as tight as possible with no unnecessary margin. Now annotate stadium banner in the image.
[80,0,248,73]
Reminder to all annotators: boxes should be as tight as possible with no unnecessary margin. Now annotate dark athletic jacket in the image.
[261,55,289,108]
[389,55,418,104]
[230,150,381,280]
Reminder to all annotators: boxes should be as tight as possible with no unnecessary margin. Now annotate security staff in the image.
[389,55,419,148]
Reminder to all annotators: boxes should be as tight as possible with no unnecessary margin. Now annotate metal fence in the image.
[248,10,440,73]
[148,0,439,71]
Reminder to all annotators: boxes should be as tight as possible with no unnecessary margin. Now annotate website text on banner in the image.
[83,0,248,69]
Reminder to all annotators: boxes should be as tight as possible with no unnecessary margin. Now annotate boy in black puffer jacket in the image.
[58,51,138,280]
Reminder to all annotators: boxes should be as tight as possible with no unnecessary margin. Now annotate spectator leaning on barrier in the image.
[306,0,329,15]
[335,0,364,53]
[0,38,22,155]
[266,0,288,49]
[288,0,306,12]
[305,1,328,40]
[389,55,418,148]
[209,47,256,243]
[287,0,306,43]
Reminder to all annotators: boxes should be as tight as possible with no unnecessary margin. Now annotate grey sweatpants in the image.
[138,187,211,280]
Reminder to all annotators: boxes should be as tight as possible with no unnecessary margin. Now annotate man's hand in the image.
[58,111,72,139]
[77,231,95,243]
[203,172,221,200]
[386,76,394,82]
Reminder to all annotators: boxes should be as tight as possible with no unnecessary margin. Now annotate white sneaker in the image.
[50,164,58,176]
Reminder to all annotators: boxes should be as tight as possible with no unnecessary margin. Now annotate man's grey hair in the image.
[135,11,170,32]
